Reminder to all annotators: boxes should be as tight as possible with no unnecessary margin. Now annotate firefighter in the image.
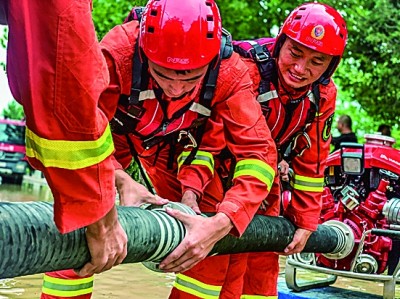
[219,3,348,298]
[2,1,129,296]
[40,0,277,298]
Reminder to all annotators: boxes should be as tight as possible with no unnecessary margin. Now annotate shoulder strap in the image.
[126,7,147,107]
[124,6,144,23]
[303,79,331,128]
[201,28,233,108]
[129,41,149,107]
[233,38,277,94]
[110,7,148,135]
[113,18,233,167]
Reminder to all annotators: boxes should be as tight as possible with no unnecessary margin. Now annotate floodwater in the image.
[0,181,398,298]
[0,264,174,299]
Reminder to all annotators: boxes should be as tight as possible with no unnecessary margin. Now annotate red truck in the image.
[0,118,30,183]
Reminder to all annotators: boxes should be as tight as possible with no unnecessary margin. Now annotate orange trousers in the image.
[41,270,93,299]
[41,175,281,298]
[219,176,281,299]
[42,152,232,299]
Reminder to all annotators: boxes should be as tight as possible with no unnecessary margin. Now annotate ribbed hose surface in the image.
[0,202,340,278]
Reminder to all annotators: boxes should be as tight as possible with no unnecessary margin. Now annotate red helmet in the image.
[139,0,222,70]
[273,3,348,79]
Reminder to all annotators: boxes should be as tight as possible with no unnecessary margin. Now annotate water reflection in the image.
[0,182,52,203]
[0,276,41,299]
[0,264,174,299]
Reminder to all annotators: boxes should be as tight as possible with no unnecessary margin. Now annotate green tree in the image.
[1,0,400,145]
[1,101,24,120]
[218,0,400,146]
[328,0,400,125]
[92,0,147,39]
[90,0,400,148]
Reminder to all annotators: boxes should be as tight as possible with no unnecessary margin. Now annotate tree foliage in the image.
[94,0,400,126]
[1,101,24,120]
[92,0,147,39]
[1,0,399,145]
[328,0,400,125]
[42,0,400,147]
[220,0,400,125]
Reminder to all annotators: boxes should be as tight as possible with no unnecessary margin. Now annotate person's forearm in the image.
[86,205,119,235]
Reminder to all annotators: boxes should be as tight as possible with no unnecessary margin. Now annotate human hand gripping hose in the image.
[0,201,354,278]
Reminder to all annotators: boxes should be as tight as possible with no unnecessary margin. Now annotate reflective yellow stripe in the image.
[173,273,221,299]
[25,125,114,170]
[233,159,275,191]
[241,295,277,299]
[42,287,93,297]
[177,150,214,174]
[42,274,94,297]
[291,174,324,192]
[43,275,94,285]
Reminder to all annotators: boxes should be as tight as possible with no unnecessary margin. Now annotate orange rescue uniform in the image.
[6,0,115,234]
[101,21,277,299]
[220,39,337,298]
[5,1,115,298]
[41,19,278,299]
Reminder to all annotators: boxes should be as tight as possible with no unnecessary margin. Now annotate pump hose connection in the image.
[0,202,354,278]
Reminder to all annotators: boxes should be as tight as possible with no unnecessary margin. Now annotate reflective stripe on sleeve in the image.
[25,125,114,170]
[177,150,214,174]
[291,174,324,192]
[173,273,221,299]
[233,159,275,191]
[42,274,94,297]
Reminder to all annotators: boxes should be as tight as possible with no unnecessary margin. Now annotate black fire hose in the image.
[0,202,353,278]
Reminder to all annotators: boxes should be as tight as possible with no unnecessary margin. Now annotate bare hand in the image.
[115,169,168,207]
[76,205,128,276]
[181,190,201,214]
[281,228,313,256]
[159,209,233,273]
[278,160,290,182]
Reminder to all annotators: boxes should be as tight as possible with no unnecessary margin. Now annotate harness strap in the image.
[234,39,322,144]
[182,30,233,166]
[125,7,144,22]
[113,8,233,170]
[126,6,147,107]
[234,40,278,95]
[282,82,322,162]
[181,57,220,166]
[141,88,196,150]
[253,47,278,95]
[125,135,155,194]
[167,138,177,169]
[130,42,148,106]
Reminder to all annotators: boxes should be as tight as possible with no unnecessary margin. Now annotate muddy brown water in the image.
[0,182,396,298]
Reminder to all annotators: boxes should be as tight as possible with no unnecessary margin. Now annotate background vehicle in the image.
[285,133,400,299]
[0,118,30,184]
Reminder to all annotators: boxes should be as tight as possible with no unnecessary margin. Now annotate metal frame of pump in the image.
[285,134,400,299]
